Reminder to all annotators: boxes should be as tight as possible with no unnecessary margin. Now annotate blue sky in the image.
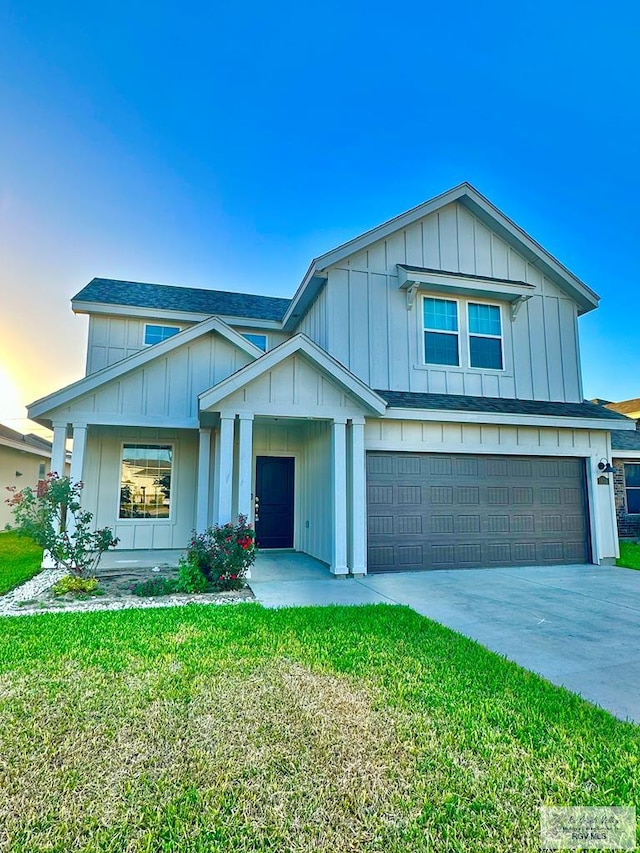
[1,1,639,432]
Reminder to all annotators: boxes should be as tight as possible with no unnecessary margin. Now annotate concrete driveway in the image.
[250,555,640,724]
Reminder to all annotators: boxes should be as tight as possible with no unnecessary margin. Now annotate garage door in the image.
[367,452,590,572]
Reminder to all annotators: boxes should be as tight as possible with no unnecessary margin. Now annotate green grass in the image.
[0,530,42,595]
[0,605,638,851]
[617,540,640,570]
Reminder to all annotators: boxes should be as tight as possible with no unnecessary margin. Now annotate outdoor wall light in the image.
[597,459,615,474]
[15,471,22,477]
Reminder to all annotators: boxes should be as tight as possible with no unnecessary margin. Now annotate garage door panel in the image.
[367,452,590,572]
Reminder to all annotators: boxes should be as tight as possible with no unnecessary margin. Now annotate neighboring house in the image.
[27,183,633,574]
[600,399,640,539]
[0,425,61,529]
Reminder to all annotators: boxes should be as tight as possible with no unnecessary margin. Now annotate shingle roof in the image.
[376,391,632,420]
[611,429,640,452]
[0,424,52,452]
[72,278,291,322]
[605,398,640,415]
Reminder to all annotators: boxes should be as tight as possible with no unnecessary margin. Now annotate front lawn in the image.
[617,540,640,570]
[0,530,42,595]
[0,604,637,852]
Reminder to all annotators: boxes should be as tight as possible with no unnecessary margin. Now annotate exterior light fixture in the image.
[15,471,22,477]
[597,459,615,475]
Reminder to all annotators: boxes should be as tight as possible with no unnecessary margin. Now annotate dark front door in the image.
[255,456,295,548]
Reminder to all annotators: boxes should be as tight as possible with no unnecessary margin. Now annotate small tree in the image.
[5,473,119,577]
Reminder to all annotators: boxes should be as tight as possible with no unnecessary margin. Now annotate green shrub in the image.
[175,559,209,593]
[184,515,256,591]
[52,575,99,596]
[130,577,178,597]
[6,474,118,577]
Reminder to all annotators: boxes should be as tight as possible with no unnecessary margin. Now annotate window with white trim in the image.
[423,297,459,366]
[625,463,640,514]
[468,303,503,369]
[143,324,180,346]
[119,444,173,519]
[242,333,267,351]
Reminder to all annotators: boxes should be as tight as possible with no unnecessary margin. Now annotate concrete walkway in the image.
[250,554,640,724]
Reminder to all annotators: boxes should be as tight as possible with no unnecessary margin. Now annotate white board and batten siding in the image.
[299,202,582,403]
[54,333,254,427]
[82,426,198,550]
[86,316,287,375]
[216,354,367,420]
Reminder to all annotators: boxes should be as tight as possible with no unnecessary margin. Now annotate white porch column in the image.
[196,427,212,532]
[66,423,88,540]
[237,414,254,520]
[349,417,367,576]
[214,415,235,525]
[50,422,68,477]
[70,424,88,485]
[331,417,348,576]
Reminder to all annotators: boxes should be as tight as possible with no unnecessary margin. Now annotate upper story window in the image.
[423,297,459,366]
[625,464,640,514]
[422,296,504,371]
[242,333,267,351]
[143,324,180,346]
[468,303,503,369]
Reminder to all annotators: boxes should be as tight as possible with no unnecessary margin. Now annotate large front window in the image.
[119,444,172,519]
[423,297,459,366]
[625,463,640,514]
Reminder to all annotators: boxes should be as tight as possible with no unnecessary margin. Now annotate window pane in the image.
[243,333,267,351]
[470,335,503,369]
[120,444,172,519]
[424,298,458,332]
[468,303,501,336]
[627,488,640,514]
[144,325,180,345]
[625,464,640,487]
[425,331,459,366]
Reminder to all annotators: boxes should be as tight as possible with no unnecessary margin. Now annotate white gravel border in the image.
[0,570,254,617]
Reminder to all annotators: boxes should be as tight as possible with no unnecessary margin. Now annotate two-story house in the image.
[28,183,632,574]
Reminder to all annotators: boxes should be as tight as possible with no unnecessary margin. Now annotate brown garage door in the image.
[367,452,590,572]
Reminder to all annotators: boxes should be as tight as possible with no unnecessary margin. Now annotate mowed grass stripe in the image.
[0,531,43,595]
[0,604,637,852]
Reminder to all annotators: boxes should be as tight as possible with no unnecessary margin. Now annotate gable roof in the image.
[283,182,600,329]
[28,315,262,423]
[72,278,291,322]
[0,424,52,456]
[199,334,387,415]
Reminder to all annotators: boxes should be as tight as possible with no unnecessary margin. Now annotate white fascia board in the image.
[397,267,536,301]
[312,185,471,271]
[0,437,51,458]
[281,268,328,331]
[28,316,262,420]
[612,449,640,459]
[199,334,387,415]
[381,408,636,431]
[72,300,284,330]
[284,182,599,327]
[458,188,599,313]
[46,413,199,429]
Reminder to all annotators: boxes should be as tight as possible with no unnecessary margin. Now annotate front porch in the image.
[96,547,334,585]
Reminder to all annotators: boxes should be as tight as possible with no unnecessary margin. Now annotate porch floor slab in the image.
[249,551,391,606]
